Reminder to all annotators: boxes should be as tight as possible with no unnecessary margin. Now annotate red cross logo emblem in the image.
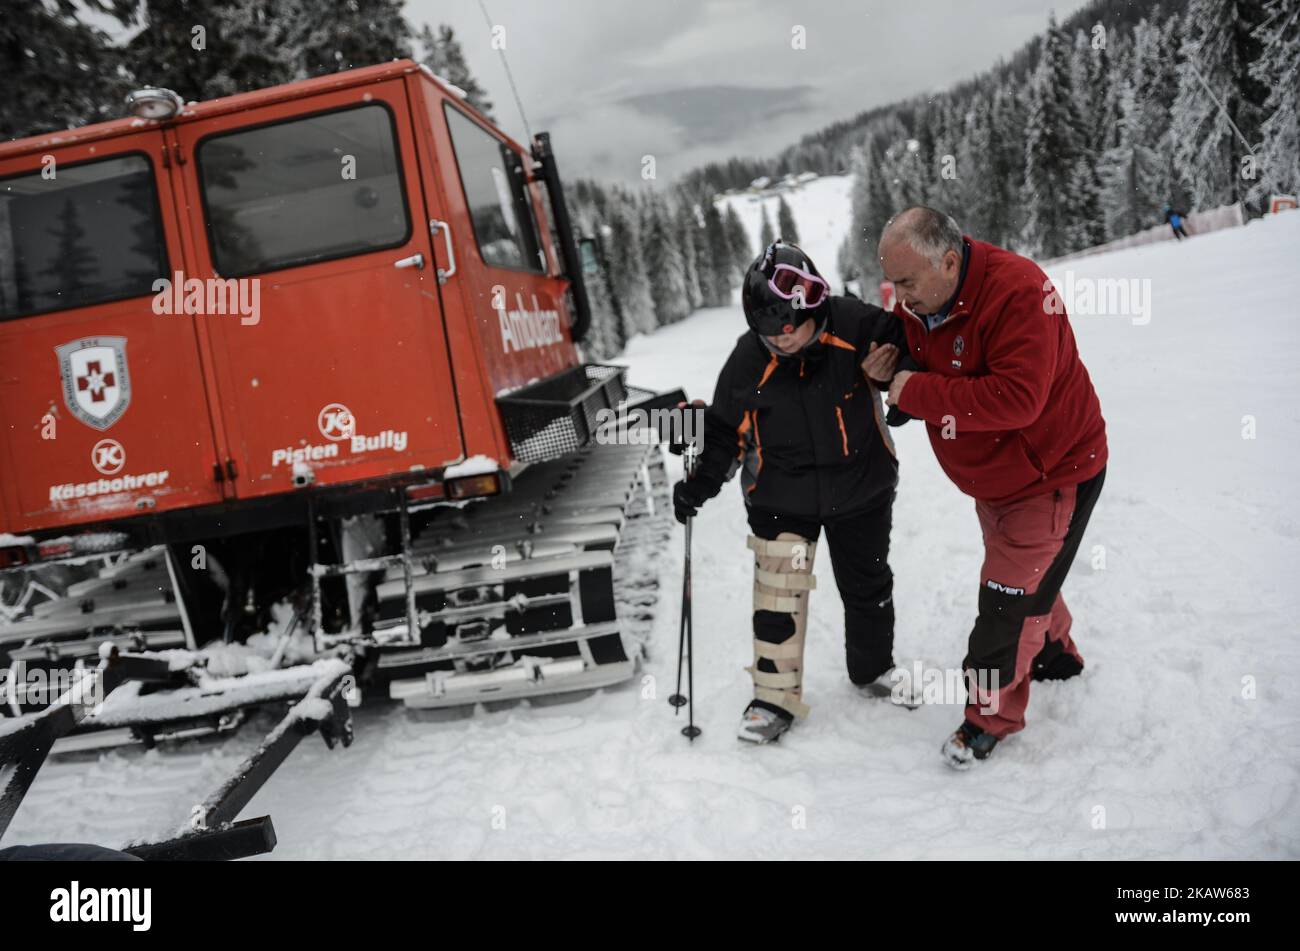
[56,337,131,430]
[77,360,117,403]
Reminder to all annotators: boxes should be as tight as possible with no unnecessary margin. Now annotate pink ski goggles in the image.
[768,263,829,310]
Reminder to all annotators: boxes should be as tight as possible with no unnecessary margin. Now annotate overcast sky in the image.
[405,0,1096,185]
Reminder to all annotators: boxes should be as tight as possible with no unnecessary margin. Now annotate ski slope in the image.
[7,186,1300,859]
[722,175,854,289]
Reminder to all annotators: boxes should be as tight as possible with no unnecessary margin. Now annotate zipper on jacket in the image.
[835,406,849,456]
[899,305,969,368]
[1019,432,1047,480]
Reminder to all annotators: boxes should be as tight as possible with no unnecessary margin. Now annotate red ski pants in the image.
[964,468,1105,737]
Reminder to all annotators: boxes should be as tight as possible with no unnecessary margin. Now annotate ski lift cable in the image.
[477,0,534,146]
[1184,59,1257,155]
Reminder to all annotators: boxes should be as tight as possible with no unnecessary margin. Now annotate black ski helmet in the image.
[742,241,827,337]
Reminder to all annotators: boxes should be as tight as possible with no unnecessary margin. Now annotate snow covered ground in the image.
[7,185,1299,859]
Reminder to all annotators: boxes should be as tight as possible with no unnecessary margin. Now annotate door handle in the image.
[394,253,424,270]
[430,220,456,284]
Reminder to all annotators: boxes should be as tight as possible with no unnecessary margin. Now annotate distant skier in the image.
[877,207,1108,769]
[672,241,916,744]
[1163,203,1189,240]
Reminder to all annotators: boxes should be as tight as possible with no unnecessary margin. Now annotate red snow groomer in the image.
[0,61,680,747]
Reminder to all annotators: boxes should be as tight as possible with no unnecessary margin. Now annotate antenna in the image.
[477,0,534,145]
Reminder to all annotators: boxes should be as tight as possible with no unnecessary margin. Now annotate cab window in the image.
[0,154,167,319]
[197,103,411,277]
[444,105,544,273]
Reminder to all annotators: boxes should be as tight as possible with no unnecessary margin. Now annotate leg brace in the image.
[746,532,817,718]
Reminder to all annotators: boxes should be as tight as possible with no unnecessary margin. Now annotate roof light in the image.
[125,87,183,121]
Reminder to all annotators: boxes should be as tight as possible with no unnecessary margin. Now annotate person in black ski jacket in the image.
[673,241,915,743]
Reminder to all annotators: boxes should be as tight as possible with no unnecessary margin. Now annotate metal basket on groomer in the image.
[496,364,629,464]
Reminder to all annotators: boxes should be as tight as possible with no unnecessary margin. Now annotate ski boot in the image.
[941,720,999,769]
[858,665,922,709]
[737,700,794,744]
[1031,639,1084,682]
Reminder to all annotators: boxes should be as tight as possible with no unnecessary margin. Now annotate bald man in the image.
[877,206,1108,769]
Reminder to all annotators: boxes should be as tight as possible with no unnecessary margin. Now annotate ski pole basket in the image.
[496,363,628,464]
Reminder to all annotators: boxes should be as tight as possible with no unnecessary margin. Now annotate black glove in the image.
[885,405,913,427]
[673,478,708,525]
[667,401,707,456]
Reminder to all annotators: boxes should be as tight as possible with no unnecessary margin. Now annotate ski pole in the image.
[668,443,701,740]
[668,460,691,715]
[669,528,689,715]
[682,509,700,741]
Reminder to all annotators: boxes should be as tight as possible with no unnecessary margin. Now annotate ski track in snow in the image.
[8,179,1299,859]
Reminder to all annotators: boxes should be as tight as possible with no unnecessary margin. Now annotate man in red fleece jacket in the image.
[876,206,1107,769]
